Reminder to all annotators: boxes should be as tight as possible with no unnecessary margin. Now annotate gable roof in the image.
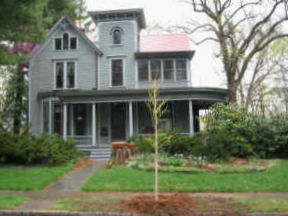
[30,15,102,60]
[139,34,191,53]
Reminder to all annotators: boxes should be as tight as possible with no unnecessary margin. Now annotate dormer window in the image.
[54,33,77,50]
[111,27,123,45]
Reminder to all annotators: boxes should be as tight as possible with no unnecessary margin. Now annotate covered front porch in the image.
[40,88,228,148]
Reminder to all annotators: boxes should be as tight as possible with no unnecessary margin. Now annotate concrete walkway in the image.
[15,160,107,211]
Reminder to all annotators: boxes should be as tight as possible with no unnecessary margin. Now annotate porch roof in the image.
[39,87,228,106]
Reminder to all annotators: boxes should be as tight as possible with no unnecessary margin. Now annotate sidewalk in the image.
[14,160,107,211]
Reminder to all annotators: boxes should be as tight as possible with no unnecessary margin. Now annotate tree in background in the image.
[147,81,167,201]
[181,0,288,104]
[0,0,87,133]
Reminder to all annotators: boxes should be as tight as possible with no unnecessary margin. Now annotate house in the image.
[29,8,228,159]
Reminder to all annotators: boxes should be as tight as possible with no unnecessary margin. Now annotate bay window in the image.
[137,58,188,82]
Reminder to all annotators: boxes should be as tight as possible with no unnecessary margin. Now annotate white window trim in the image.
[54,60,77,90]
[53,32,78,51]
[109,58,125,87]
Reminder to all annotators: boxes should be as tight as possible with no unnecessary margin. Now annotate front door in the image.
[111,103,126,141]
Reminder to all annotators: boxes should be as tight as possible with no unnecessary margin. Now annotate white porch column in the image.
[129,102,133,137]
[92,103,96,146]
[63,103,67,140]
[189,100,194,136]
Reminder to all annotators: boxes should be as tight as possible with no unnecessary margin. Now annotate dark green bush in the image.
[0,129,83,166]
[129,130,203,156]
[129,103,288,161]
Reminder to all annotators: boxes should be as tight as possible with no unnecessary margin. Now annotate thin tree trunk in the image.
[154,104,159,201]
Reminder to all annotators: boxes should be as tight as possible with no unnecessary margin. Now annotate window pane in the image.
[55,38,62,50]
[63,33,69,50]
[56,62,64,88]
[112,59,123,86]
[138,60,149,81]
[113,29,121,44]
[151,60,161,80]
[70,37,77,49]
[163,60,174,80]
[67,62,75,88]
[176,60,187,80]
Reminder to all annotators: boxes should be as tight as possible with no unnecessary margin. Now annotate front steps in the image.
[77,145,111,160]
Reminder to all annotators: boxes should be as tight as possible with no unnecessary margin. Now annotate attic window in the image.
[54,33,77,50]
[63,33,69,50]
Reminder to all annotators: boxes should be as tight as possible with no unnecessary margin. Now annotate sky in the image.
[85,0,225,88]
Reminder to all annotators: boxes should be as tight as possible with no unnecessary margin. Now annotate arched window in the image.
[63,33,69,50]
[112,28,122,44]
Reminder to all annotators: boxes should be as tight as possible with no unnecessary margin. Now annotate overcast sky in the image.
[85,0,225,88]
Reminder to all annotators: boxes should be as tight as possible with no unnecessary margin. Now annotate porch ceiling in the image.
[38,87,228,105]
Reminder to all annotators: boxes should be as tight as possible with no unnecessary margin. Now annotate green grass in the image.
[0,165,72,191]
[82,161,288,192]
[50,197,125,212]
[235,198,288,212]
[0,195,28,209]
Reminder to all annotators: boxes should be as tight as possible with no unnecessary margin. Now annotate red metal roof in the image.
[139,34,191,53]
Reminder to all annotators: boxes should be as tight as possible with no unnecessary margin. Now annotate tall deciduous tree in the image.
[181,0,288,104]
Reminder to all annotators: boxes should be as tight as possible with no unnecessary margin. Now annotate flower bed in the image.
[126,154,281,174]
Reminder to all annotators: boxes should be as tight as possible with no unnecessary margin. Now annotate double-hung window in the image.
[163,60,174,80]
[138,60,149,81]
[176,59,187,80]
[151,60,161,80]
[111,59,123,86]
[55,61,76,89]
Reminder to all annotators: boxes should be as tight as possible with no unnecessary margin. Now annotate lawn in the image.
[235,198,288,213]
[0,165,72,191]
[51,196,126,212]
[82,160,288,192]
[0,195,28,209]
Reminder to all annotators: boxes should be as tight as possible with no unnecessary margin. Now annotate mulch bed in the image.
[121,193,250,216]
[74,157,94,170]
